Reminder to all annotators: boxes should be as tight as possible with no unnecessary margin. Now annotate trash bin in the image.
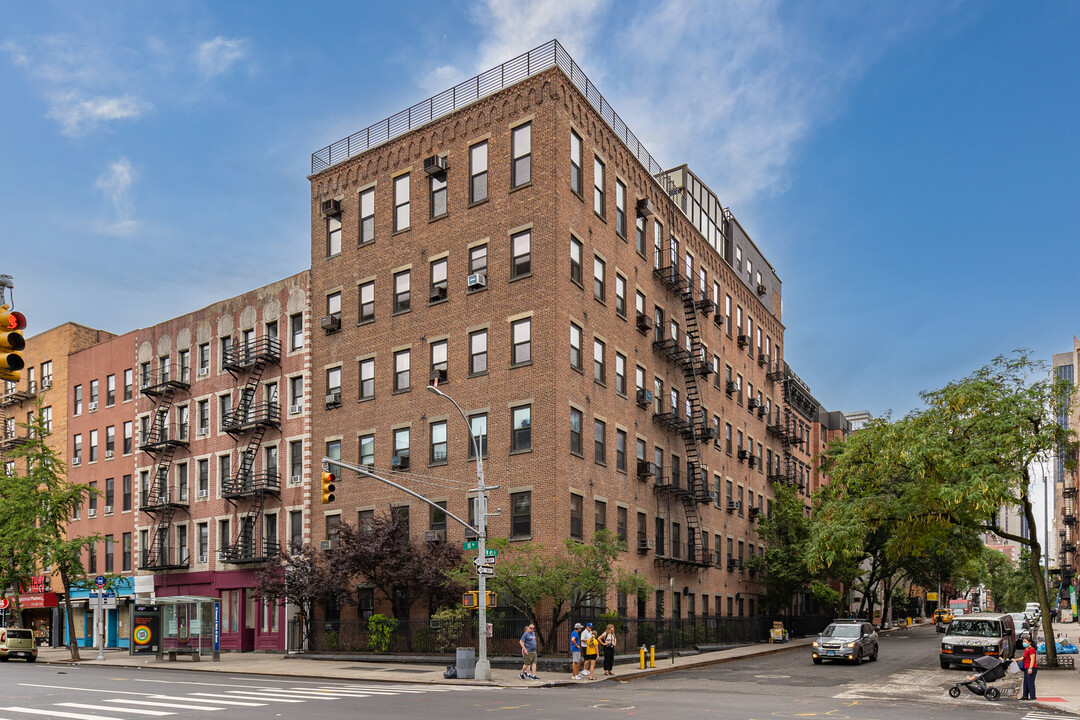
[455,647,476,679]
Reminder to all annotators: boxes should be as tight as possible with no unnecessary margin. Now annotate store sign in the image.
[21,576,49,594]
[19,592,58,608]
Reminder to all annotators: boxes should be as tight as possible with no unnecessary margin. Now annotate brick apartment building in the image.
[129,271,311,651]
[65,330,138,647]
[1,322,114,643]
[306,41,839,622]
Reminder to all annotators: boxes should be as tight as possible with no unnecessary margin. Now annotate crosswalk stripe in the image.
[56,705,175,717]
[223,691,331,701]
[227,690,339,699]
[105,700,224,712]
[147,696,263,707]
[300,688,398,696]
[314,686,425,694]
[188,693,305,704]
[6,708,126,720]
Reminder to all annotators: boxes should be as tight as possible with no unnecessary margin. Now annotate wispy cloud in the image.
[192,36,249,78]
[472,0,609,74]
[49,92,149,136]
[95,156,138,222]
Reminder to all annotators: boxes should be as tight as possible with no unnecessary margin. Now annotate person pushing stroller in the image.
[947,656,1013,701]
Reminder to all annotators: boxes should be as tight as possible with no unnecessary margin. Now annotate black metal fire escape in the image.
[139,369,190,570]
[651,251,715,570]
[1062,475,1077,573]
[220,335,281,563]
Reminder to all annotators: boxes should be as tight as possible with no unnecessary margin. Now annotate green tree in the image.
[2,397,99,660]
[451,529,652,652]
[253,541,343,651]
[746,483,818,613]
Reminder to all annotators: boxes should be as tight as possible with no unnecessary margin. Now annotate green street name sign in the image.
[461,542,497,557]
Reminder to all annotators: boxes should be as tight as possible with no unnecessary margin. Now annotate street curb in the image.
[536,639,812,688]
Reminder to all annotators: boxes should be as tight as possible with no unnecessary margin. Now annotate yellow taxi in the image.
[933,608,954,632]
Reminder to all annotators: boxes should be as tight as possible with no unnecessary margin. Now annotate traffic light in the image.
[320,471,336,504]
[462,591,478,608]
[0,306,26,383]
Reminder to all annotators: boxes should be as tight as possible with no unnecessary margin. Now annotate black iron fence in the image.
[310,614,832,656]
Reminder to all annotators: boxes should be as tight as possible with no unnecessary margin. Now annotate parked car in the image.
[939,613,1016,669]
[0,628,38,662]
[1008,613,1033,643]
[812,620,879,665]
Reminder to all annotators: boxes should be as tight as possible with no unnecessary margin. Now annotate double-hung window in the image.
[359,187,375,245]
[470,141,488,203]
[511,230,531,279]
[570,131,583,195]
[429,174,447,218]
[393,174,410,231]
[511,123,531,187]
[593,157,605,217]
[615,180,626,237]
[394,271,411,313]
[511,318,531,365]
[359,281,375,323]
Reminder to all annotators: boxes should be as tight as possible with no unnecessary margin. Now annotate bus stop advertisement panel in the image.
[130,605,160,656]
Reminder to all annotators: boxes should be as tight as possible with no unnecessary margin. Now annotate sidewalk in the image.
[35,637,813,688]
[1026,619,1080,716]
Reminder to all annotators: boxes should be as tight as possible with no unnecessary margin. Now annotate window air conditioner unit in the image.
[636,197,656,217]
[467,273,487,290]
[72,458,81,467]
[727,500,742,513]
[424,529,447,542]
[635,313,653,333]
[430,285,448,302]
[749,506,761,518]
[88,401,98,412]
[291,474,301,485]
[290,403,302,414]
[726,381,737,394]
[88,508,96,518]
[708,490,719,502]
[321,315,341,332]
[757,353,768,367]
[636,388,654,409]
[104,505,113,514]
[198,489,208,499]
[738,449,750,461]
[320,541,330,550]
[325,392,341,408]
[391,454,410,470]
[197,427,209,436]
[321,199,342,216]
[737,334,750,348]
[747,398,760,409]
[105,450,114,459]
[636,460,656,478]
[757,284,767,296]
[758,406,767,418]
[423,155,448,175]
[198,367,210,377]
[199,554,208,564]
[748,456,757,468]
[42,377,53,389]
[698,426,717,441]
[728,558,741,569]
[430,367,448,384]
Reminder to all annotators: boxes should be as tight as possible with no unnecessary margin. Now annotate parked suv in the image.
[812,620,879,664]
[939,612,1016,669]
[0,627,38,662]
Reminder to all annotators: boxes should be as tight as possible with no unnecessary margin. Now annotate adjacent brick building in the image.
[306,40,834,622]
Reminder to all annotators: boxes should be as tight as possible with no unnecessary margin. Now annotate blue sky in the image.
[2,0,1078,418]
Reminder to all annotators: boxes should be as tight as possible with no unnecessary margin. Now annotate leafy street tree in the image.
[818,353,1073,662]
[1,397,99,661]
[747,483,834,614]
[449,529,653,653]
[253,541,343,650]
[333,512,465,618]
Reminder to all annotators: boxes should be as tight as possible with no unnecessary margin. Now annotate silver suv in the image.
[812,620,879,664]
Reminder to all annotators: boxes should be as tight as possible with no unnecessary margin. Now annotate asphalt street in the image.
[0,626,1073,720]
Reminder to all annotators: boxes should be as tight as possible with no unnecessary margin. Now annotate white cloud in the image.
[419,64,466,94]
[95,157,138,220]
[49,92,149,136]
[471,0,609,74]
[193,36,249,78]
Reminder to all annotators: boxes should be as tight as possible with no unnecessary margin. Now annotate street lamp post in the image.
[427,384,491,681]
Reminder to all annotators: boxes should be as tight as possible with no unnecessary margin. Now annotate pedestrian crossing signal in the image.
[462,591,496,609]
[320,471,336,504]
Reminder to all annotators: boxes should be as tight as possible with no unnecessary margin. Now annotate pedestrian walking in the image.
[583,622,599,679]
[600,623,617,675]
[1020,638,1038,700]
[570,623,583,680]
[519,623,539,680]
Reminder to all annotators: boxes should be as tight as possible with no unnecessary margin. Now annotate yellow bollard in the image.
[639,646,646,669]
[907,617,912,628]
[649,645,656,668]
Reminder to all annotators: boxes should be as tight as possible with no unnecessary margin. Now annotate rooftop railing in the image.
[310,39,679,199]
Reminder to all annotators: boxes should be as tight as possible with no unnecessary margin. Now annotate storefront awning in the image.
[19,592,58,608]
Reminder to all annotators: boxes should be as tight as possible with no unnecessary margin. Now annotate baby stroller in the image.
[947,656,1011,701]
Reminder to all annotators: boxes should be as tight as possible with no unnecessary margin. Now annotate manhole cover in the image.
[754,674,791,679]
[592,703,636,710]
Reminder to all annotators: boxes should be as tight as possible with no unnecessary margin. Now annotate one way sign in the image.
[473,556,496,568]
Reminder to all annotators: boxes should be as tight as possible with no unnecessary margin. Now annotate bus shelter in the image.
[150,596,220,661]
